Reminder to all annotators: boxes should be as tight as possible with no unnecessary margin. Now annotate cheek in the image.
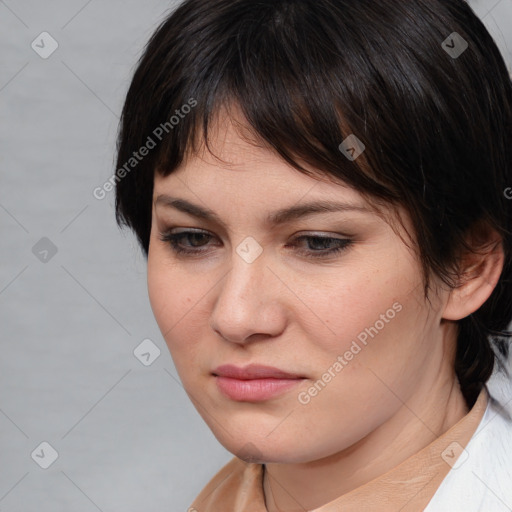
[306,275,429,417]
[147,255,212,362]
[304,266,405,354]
[290,283,426,457]
[303,257,429,400]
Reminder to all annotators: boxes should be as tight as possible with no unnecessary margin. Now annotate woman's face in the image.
[147,112,449,464]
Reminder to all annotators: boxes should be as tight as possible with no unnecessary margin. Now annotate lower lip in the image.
[214,376,305,401]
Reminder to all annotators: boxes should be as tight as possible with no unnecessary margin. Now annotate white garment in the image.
[425,387,512,512]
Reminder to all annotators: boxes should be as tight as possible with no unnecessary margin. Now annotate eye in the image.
[287,235,353,259]
[158,229,217,256]
[158,229,353,260]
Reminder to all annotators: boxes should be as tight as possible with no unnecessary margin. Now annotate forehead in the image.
[155,106,366,204]
[152,104,410,240]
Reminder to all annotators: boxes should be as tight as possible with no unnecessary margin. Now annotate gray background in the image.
[1,1,511,511]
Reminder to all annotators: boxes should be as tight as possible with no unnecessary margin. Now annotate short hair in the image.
[114,0,512,407]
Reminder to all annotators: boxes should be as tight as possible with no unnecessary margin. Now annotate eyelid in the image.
[155,210,367,235]
[158,227,354,261]
[160,226,353,241]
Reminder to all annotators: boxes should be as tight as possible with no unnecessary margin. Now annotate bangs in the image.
[148,0,452,204]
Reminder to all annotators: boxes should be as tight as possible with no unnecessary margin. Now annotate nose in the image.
[209,248,287,344]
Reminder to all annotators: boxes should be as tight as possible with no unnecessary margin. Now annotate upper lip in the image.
[212,364,305,380]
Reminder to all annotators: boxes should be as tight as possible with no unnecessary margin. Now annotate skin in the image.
[147,107,504,511]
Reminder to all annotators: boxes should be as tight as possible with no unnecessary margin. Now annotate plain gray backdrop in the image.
[1,1,512,511]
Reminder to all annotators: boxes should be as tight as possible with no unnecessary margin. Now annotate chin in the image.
[213,431,313,465]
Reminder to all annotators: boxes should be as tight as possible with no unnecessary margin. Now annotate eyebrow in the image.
[154,194,371,228]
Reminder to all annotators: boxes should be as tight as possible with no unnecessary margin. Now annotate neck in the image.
[263,370,469,512]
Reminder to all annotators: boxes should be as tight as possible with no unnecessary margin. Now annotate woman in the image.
[114,0,512,510]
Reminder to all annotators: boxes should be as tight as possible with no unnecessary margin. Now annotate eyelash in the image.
[158,229,353,259]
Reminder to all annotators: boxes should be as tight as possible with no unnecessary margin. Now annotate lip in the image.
[212,364,306,402]
[213,364,305,380]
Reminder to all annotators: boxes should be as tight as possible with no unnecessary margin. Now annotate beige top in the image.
[189,387,489,512]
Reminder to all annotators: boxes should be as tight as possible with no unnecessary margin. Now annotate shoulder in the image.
[425,389,512,512]
[188,456,266,512]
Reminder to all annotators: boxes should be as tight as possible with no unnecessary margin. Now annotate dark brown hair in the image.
[114,0,512,408]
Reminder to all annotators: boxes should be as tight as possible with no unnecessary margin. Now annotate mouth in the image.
[212,364,307,402]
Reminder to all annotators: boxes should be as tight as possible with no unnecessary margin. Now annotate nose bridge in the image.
[210,240,281,342]
[219,243,267,310]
